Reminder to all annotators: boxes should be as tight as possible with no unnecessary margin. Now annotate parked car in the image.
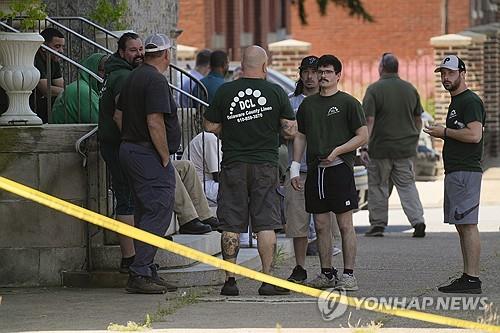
[415,112,442,180]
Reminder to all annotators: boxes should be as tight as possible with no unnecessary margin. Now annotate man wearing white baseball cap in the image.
[116,33,181,294]
[424,55,486,294]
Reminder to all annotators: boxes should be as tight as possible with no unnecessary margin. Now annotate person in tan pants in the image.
[172,160,219,234]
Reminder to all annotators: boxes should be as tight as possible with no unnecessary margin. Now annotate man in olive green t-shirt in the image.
[361,53,426,238]
[292,55,368,291]
[425,55,485,294]
[204,45,297,296]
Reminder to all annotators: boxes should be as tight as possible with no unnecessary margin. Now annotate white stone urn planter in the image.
[0,32,44,125]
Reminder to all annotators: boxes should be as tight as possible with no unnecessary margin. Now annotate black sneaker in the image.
[125,275,166,294]
[412,223,426,238]
[287,265,307,283]
[258,282,290,296]
[365,226,385,237]
[438,275,482,294]
[119,255,135,274]
[220,277,239,296]
[150,264,178,292]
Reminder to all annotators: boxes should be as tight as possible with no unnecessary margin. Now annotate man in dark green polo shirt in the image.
[361,53,426,238]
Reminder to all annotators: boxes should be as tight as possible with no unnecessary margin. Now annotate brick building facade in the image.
[290,0,470,61]
[178,0,498,62]
[177,0,499,157]
[177,0,291,60]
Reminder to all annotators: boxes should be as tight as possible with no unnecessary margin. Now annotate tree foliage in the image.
[294,0,374,25]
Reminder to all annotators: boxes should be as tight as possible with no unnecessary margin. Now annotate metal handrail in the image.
[45,17,209,103]
[0,21,104,83]
[75,126,98,167]
[169,63,209,100]
[170,82,209,107]
[50,16,119,38]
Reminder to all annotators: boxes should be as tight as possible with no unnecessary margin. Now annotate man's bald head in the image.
[241,45,268,78]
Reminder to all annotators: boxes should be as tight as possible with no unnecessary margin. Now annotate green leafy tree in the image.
[89,0,128,31]
[293,0,374,25]
[0,0,47,31]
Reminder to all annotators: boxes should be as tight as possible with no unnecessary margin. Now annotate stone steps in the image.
[61,235,293,288]
[92,231,221,270]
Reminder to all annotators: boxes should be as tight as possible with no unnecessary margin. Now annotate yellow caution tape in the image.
[0,176,498,332]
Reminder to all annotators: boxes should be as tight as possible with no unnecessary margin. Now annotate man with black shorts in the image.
[117,33,180,294]
[424,55,485,294]
[285,55,342,283]
[291,54,368,291]
[204,45,296,296]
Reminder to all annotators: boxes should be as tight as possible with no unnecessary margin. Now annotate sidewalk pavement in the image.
[0,169,499,332]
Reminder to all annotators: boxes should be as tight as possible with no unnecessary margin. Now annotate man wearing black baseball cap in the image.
[425,55,485,294]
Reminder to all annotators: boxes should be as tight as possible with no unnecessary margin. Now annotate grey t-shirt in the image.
[287,93,308,172]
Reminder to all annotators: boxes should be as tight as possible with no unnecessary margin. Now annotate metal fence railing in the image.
[337,56,436,116]
[0,21,105,124]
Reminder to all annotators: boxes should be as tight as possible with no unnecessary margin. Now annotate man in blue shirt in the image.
[198,50,229,104]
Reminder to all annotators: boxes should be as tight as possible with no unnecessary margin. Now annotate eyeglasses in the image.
[318,69,336,76]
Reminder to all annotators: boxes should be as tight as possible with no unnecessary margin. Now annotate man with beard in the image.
[99,34,212,275]
[291,55,368,290]
[424,55,485,294]
[98,32,145,273]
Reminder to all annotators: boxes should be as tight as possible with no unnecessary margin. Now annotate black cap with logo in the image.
[299,56,319,70]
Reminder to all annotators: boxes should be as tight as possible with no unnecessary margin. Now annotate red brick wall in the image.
[177,0,211,49]
[226,0,242,59]
[448,0,472,33]
[290,0,471,62]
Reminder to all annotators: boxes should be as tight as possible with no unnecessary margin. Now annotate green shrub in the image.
[89,0,128,31]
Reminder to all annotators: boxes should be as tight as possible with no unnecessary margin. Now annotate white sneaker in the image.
[332,246,342,256]
[335,273,359,291]
[306,273,336,289]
